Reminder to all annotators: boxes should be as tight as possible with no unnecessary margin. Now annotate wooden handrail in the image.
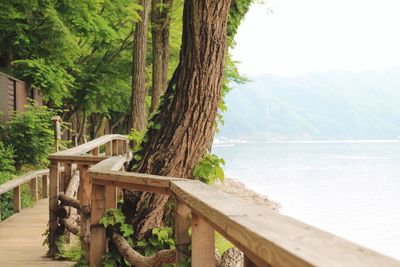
[0,168,57,221]
[47,134,130,259]
[87,156,400,267]
[46,135,400,267]
[0,169,48,195]
[49,134,127,158]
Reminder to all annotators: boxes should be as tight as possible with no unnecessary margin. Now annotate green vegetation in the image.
[0,105,54,220]
[0,0,254,264]
[7,103,55,169]
[193,153,225,185]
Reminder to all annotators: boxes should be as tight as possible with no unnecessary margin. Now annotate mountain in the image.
[218,67,400,140]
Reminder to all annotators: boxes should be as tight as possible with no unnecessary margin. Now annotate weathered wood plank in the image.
[170,180,400,267]
[89,170,183,190]
[13,186,21,212]
[175,200,191,265]
[91,147,100,156]
[192,213,215,267]
[49,134,127,157]
[42,174,48,198]
[105,141,112,156]
[63,164,72,193]
[106,185,117,209]
[90,183,107,266]
[78,164,91,263]
[0,198,73,266]
[30,177,38,202]
[0,169,49,195]
[48,155,108,163]
[112,139,118,156]
[48,161,59,258]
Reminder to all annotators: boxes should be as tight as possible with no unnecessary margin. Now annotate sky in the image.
[232,0,400,76]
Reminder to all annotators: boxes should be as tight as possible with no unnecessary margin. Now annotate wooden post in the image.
[78,164,91,263]
[13,186,21,212]
[125,140,130,154]
[30,177,38,202]
[175,200,191,265]
[51,116,62,152]
[105,141,112,156]
[42,174,48,198]
[106,185,117,209]
[91,147,100,156]
[112,139,118,155]
[90,183,107,266]
[59,170,65,194]
[48,161,60,257]
[117,139,124,155]
[191,213,215,267]
[63,163,72,193]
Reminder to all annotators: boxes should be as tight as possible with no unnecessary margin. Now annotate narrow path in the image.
[0,198,73,266]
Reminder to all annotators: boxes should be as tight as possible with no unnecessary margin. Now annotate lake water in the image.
[212,141,400,260]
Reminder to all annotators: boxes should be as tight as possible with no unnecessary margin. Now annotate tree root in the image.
[111,232,176,267]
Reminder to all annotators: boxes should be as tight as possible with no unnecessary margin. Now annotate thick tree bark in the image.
[126,0,232,238]
[130,0,151,131]
[150,0,173,112]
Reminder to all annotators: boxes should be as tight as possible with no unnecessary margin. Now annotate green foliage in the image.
[193,153,225,185]
[215,232,234,255]
[13,59,75,106]
[0,139,16,220]
[0,173,14,220]
[6,103,55,169]
[56,236,85,264]
[0,141,15,173]
[135,227,175,256]
[100,209,134,267]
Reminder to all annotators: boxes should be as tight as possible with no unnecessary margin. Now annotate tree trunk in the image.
[150,0,173,112]
[126,0,232,239]
[130,0,151,131]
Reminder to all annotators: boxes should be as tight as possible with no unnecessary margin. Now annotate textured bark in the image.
[59,218,80,236]
[111,232,175,267]
[150,0,173,112]
[130,0,151,131]
[126,0,232,239]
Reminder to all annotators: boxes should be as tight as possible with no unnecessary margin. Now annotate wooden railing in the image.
[48,135,400,267]
[47,134,129,258]
[0,169,53,221]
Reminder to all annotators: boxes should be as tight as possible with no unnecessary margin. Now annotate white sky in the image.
[232,0,400,76]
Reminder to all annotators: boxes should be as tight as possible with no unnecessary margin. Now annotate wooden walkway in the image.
[0,198,73,267]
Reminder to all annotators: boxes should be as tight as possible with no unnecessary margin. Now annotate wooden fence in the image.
[47,134,400,267]
[0,169,51,221]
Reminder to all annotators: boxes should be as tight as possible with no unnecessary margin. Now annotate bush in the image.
[0,141,15,173]
[7,103,55,169]
[0,141,15,220]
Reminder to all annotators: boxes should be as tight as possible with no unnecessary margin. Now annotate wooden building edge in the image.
[0,71,43,123]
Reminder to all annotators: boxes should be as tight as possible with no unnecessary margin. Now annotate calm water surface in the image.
[212,141,400,260]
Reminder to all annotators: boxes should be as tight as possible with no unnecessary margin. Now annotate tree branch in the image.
[111,232,176,267]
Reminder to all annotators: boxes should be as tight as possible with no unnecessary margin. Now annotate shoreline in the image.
[213,178,280,211]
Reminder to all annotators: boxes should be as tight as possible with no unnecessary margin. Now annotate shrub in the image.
[7,103,55,169]
[0,141,15,173]
[0,141,15,220]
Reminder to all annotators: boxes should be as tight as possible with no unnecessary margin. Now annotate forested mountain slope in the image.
[218,67,400,140]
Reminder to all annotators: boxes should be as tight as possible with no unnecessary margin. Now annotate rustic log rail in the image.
[47,134,400,267]
[0,168,54,220]
[47,134,129,259]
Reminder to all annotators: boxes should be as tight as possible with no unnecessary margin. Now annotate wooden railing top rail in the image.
[88,157,400,267]
[49,134,127,159]
[0,169,48,195]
